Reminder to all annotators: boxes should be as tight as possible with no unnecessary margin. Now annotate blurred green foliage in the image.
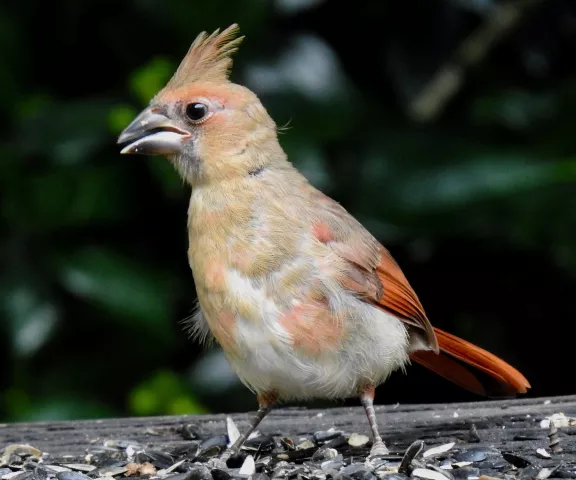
[1,0,576,422]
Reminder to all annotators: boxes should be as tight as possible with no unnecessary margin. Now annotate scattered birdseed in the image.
[96,467,127,477]
[413,468,452,480]
[399,440,424,474]
[536,448,551,459]
[348,433,370,448]
[157,459,185,476]
[238,455,255,476]
[225,417,240,447]
[44,467,71,473]
[55,473,91,480]
[423,443,455,459]
[60,465,96,473]
[296,440,315,450]
[1,410,575,480]
[2,473,25,480]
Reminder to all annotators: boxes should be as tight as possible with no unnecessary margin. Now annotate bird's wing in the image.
[310,190,530,397]
[309,190,439,352]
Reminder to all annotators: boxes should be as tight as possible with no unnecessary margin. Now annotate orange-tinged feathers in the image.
[160,24,244,92]
[372,249,439,353]
[340,243,528,398]
[410,327,531,397]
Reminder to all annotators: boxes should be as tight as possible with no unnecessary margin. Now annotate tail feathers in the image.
[410,327,530,398]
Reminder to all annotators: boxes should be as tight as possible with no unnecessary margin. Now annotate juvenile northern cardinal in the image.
[118,25,530,459]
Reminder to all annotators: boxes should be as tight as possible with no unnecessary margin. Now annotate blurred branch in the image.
[408,0,543,122]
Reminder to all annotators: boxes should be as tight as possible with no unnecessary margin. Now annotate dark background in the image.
[1,0,575,422]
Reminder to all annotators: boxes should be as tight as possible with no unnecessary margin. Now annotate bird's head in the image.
[118,24,281,186]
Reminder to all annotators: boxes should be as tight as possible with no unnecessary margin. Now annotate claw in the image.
[368,440,389,458]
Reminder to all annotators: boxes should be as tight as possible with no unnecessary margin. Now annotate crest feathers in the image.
[163,24,244,90]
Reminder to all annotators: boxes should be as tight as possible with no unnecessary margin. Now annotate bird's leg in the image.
[359,385,389,457]
[220,392,277,462]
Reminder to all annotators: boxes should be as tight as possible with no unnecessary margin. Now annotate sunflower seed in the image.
[226,417,240,447]
[413,468,451,480]
[62,465,96,473]
[239,455,255,476]
[423,443,455,459]
[348,434,370,448]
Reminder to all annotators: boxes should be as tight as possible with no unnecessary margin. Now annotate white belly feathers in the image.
[190,268,410,400]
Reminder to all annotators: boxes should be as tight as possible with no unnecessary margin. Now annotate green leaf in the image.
[55,247,175,339]
[130,57,173,105]
[108,104,138,134]
[394,155,576,213]
[17,99,114,165]
[3,284,59,357]
[129,370,207,416]
[17,94,53,122]
[3,388,31,418]
[4,165,129,230]
[470,89,557,130]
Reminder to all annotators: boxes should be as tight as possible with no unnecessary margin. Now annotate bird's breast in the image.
[185,185,410,400]
[191,260,410,400]
[187,186,352,359]
[193,259,348,359]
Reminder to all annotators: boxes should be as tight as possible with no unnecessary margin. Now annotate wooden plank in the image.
[1,395,575,478]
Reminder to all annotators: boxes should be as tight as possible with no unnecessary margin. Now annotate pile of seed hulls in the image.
[1,417,573,480]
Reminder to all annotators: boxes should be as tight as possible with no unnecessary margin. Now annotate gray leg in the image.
[220,392,276,461]
[360,385,389,457]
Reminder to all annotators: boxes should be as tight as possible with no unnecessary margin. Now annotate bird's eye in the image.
[186,103,209,122]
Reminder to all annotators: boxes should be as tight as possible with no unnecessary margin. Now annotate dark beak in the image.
[117,107,191,155]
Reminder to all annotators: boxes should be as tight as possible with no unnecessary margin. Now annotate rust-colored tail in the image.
[410,327,530,398]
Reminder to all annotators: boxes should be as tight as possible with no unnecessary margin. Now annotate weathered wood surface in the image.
[1,394,576,467]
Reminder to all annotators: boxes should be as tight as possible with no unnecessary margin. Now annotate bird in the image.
[118,24,530,460]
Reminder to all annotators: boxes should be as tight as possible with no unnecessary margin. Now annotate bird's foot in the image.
[368,440,389,458]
